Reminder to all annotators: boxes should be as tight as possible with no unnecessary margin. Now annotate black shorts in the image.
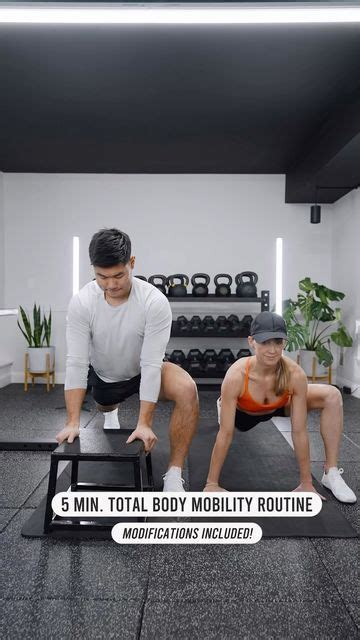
[235,406,286,432]
[88,366,141,406]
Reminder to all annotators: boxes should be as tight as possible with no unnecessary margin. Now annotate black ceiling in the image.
[1,10,360,202]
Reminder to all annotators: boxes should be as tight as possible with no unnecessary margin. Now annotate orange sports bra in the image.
[237,357,291,413]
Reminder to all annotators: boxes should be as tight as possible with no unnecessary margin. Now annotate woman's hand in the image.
[292,482,326,501]
[203,482,228,492]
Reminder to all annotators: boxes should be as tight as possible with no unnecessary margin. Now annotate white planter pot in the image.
[298,349,326,377]
[26,346,55,373]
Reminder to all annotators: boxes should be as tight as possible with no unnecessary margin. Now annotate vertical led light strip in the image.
[73,236,80,295]
[276,237,283,316]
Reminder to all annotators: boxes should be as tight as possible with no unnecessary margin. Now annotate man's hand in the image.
[203,482,228,492]
[292,481,326,501]
[126,425,158,452]
[56,424,80,445]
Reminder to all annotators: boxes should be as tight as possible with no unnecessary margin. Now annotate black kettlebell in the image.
[191,273,210,297]
[235,272,258,297]
[214,274,232,297]
[167,274,189,297]
[135,275,147,281]
[148,274,167,295]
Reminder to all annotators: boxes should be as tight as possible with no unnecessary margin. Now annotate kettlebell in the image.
[167,274,189,297]
[135,275,147,281]
[235,272,258,297]
[214,274,232,297]
[148,274,167,295]
[191,273,210,297]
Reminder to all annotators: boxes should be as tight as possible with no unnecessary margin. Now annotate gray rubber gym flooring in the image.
[0,384,359,639]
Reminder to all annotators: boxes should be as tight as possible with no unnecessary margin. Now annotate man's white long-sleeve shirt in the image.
[64,277,172,403]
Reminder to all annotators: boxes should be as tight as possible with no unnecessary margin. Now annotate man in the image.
[56,228,199,491]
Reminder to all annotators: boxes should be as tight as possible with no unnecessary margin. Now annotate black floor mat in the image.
[187,419,358,537]
[22,417,357,539]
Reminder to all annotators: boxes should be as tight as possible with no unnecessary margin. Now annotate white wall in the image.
[331,189,360,394]
[0,172,4,307]
[0,172,16,387]
[2,173,333,382]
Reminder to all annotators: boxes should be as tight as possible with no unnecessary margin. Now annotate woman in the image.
[204,311,356,503]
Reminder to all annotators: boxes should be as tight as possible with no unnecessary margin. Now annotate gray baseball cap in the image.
[250,312,287,343]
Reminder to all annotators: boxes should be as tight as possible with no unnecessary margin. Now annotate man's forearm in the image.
[137,400,157,428]
[292,430,312,483]
[65,388,87,424]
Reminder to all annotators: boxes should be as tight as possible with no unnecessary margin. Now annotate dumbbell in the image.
[236,349,252,359]
[189,315,203,335]
[203,315,216,334]
[218,349,235,374]
[169,350,187,369]
[176,315,191,335]
[215,315,229,334]
[203,349,218,376]
[187,349,204,376]
[228,314,241,333]
[239,315,253,334]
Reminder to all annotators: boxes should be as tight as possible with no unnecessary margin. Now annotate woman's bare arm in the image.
[203,366,243,492]
[290,368,325,499]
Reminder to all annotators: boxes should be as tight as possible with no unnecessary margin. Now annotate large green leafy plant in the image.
[17,304,52,348]
[283,277,352,367]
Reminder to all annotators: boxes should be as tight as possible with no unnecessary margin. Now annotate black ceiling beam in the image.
[285,86,360,204]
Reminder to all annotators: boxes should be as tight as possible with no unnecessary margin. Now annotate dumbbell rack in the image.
[167,290,270,387]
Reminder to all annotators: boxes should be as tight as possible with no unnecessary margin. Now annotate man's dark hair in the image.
[89,228,132,267]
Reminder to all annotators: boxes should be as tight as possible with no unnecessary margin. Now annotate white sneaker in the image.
[321,467,357,503]
[103,408,120,430]
[217,397,221,425]
[162,469,186,492]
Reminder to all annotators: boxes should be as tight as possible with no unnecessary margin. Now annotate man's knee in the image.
[174,376,198,407]
[96,403,119,412]
[326,386,343,409]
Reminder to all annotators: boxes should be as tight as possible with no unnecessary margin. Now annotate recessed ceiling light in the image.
[0,3,360,25]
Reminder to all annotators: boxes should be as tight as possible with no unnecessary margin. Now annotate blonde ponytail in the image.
[275,357,290,396]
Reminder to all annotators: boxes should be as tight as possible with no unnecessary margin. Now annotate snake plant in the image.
[17,304,52,348]
[283,277,353,367]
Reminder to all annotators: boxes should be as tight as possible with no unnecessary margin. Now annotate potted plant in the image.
[283,277,353,374]
[17,304,55,373]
